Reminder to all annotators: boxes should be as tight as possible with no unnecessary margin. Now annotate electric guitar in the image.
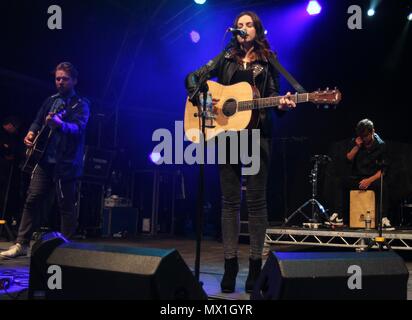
[184,80,341,143]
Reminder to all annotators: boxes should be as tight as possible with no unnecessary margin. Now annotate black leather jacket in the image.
[185,49,284,137]
[29,92,90,180]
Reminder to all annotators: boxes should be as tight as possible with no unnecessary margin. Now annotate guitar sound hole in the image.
[222,99,237,117]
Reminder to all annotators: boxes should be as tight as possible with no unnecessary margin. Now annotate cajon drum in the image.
[350,190,376,228]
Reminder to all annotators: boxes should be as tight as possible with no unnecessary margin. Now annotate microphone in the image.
[227,28,248,38]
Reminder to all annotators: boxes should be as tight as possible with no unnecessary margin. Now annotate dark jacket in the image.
[29,92,90,180]
[348,133,386,177]
[185,49,284,137]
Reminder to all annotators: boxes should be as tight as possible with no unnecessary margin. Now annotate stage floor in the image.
[1,236,412,300]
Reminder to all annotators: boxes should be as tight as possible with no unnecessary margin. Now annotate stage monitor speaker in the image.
[251,251,409,300]
[28,232,68,299]
[34,242,207,300]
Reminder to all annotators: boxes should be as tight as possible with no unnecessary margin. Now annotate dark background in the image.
[0,0,411,236]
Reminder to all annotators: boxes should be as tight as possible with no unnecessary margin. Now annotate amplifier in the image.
[101,207,139,237]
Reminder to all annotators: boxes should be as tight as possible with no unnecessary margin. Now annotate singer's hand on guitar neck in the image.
[24,131,36,147]
[45,112,63,129]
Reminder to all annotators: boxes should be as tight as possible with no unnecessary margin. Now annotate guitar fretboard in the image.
[238,93,310,111]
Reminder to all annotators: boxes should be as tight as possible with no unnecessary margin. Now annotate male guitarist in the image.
[1,62,89,258]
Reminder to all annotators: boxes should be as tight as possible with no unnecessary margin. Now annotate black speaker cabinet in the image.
[252,251,409,300]
[28,232,68,299]
[31,242,207,300]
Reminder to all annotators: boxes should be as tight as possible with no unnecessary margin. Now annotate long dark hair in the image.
[228,11,272,63]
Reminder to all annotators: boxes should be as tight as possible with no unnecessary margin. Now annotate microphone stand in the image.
[189,75,214,283]
[367,162,391,251]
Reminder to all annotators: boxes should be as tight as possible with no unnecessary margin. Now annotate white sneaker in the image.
[325,213,343,226]
[0,243,29,259]
[382,217,395,231]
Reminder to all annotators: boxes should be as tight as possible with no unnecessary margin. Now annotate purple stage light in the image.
[190,30,200,43]
[150,152,161,164]
[306,1,322,16]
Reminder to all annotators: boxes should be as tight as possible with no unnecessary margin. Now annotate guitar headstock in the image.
[309,88,342,105]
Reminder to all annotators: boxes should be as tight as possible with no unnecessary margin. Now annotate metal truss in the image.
[265,227,412,251]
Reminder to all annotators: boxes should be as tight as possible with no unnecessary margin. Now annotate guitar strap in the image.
[268,55,307,93]
[49,97,66,113]
[68,96,82,110]
[49,94,82,114]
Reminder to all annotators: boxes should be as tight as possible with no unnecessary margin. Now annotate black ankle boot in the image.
[220,257,239,293]
[245,258,262,293]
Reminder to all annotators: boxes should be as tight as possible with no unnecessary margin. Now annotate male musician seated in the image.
[327,119,394,230]
[0,62,90,259]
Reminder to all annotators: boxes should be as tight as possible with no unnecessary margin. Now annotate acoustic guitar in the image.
[184,80,341,143]
[21,98,77,174]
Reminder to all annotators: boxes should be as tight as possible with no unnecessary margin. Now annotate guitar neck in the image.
[237,93,310,111]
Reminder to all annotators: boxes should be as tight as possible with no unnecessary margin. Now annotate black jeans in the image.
[16,163,79,244]
[219,131,271,260]
[333,175,389,224]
